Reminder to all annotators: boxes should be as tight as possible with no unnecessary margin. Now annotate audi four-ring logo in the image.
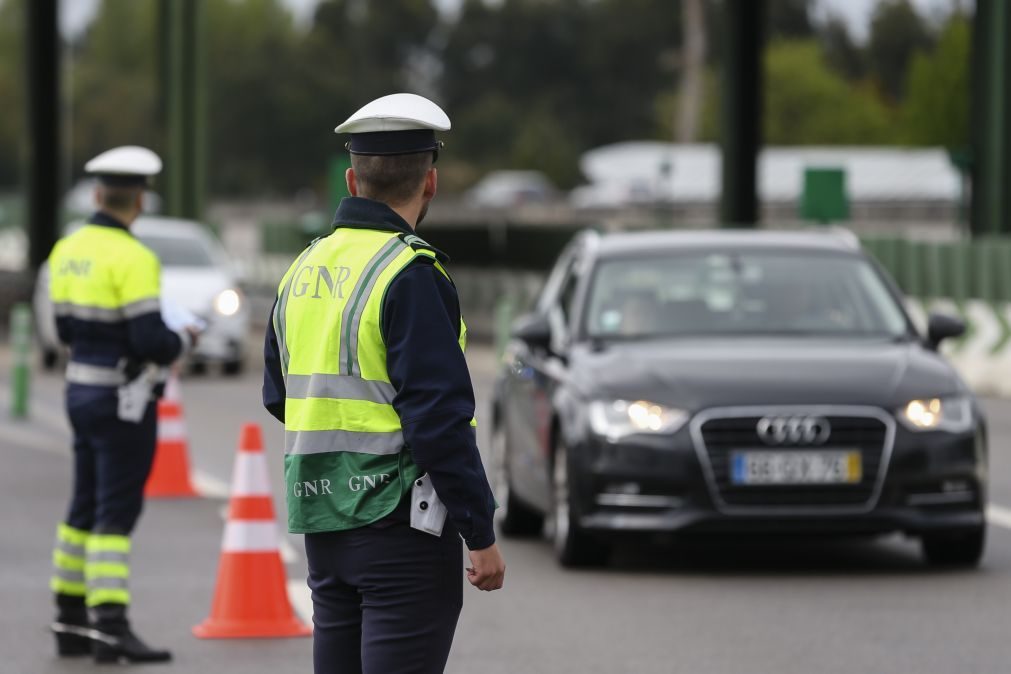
[756,416,831,446]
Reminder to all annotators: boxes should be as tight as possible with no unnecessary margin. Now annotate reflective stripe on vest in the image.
[275,229,467,533]
[65,362,125,386]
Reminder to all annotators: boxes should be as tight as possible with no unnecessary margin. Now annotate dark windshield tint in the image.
[585,251,909,339]
[139,234,215,267]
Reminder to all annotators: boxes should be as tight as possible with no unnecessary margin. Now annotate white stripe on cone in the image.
[164,373,181,403]
[157,418,187,441]
[230,452,274,497]
[222,520,281,553]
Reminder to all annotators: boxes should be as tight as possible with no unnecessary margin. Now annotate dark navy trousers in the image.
[304,511,464,674]
[64,385,158,535]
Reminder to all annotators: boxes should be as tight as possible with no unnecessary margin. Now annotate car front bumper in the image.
[569,417,987,538]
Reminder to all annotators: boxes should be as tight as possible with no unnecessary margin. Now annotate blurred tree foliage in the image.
[764,41,893,144]
[69,0,161,175]
[865,0,935,102]
[901,15,970,148]
[0,0,24,186]
[0,0,976,197]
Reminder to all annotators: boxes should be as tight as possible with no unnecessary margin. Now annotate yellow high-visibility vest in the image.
[273,228,468,533]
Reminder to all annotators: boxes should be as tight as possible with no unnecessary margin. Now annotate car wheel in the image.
[492,424,544,537]
[189,360,208,376]
[921,525,986,568]
[550,440,609,567]
[223,359,244,376]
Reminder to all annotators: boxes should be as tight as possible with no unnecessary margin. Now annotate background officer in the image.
[263,93,505,674]
[47,146,198,664]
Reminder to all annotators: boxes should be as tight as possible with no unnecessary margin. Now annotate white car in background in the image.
[34,216,250,375]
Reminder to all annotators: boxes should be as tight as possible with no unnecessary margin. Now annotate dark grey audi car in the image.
[490,229,987,567]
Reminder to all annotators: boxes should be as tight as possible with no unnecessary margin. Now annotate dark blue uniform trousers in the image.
[304,514,464,674]
[64,385,158,536]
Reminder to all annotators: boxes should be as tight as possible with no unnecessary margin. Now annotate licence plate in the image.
[730,450,862,485]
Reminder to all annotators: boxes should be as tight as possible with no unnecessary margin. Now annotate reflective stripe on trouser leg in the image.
[51,522,89,597]
[85,534,131,606]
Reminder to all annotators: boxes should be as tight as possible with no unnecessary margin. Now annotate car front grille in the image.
[692,408,893,512]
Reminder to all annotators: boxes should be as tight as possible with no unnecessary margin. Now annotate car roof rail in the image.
[815,224,861,251]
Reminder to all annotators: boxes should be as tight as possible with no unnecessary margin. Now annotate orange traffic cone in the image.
[145,373,199,498]
[193,423,312,639]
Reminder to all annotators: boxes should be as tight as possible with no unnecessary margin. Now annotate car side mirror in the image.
[926,312,966,350]
[511,313,553,351]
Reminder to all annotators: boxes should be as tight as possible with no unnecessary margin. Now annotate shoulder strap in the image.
[399,233,450,264]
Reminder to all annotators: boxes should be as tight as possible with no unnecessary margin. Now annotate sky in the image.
[59,0,965,42]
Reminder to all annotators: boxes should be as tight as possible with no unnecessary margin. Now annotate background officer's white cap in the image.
[85,146,162,186]
[335,93,450,159]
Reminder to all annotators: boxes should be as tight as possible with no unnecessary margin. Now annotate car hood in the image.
[568,337,964,411]
[161,267,234,315]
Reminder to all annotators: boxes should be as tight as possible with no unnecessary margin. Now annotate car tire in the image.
[550,439,609,568]
[492,424,544,537]
[223,359,244,376]
[921,525,986,568]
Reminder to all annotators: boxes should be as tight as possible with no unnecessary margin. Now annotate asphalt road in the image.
[2,341,1011,673]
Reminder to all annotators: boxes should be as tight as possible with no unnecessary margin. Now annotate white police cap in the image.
[336,93,450,158]
[85,146,162,186]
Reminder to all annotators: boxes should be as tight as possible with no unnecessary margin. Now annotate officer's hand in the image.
[185,325,201,348]
[466,543,505,591]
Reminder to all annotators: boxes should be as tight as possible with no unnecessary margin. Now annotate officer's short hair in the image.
[97,185,143,212]
[351,153,433,206]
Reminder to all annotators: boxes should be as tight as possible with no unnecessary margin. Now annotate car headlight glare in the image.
[589,399,689,440]
[214,288,242,316]
[898,396,972,432]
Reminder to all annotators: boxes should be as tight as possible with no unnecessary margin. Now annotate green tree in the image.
[764,40,895,145]
[901,15,970,148]
[69,0,160,181]
[766,0,815,40]
[819,15,864,81]
[866,0,934,102]
[205,0,303,194]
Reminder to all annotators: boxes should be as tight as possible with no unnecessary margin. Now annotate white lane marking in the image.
[286,579,314,624]
[192,470,231,499]
[987,504,1011,530]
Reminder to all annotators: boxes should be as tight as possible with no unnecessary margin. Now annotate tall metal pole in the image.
[25,0,61,270]
[719,0,764,228]
[162,0,206,220]
[971,0,1010,236]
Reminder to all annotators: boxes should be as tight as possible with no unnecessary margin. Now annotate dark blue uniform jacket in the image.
[263,197,497,551]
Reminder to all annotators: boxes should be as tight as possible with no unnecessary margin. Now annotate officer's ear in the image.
[346,168,359,197]
[422,167,437,201]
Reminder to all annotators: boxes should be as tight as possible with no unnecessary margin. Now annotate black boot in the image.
[52,594,92,657]
[91,604,172,665]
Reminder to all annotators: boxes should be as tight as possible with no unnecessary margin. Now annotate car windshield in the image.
[584,251,910,340]
[139,234,216,267]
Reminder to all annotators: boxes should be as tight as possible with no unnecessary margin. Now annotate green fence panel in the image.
[971,239,995,303]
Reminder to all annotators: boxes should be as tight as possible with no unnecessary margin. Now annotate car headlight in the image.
[897,396,973,432]
[589,399,689,441]
[213,288,242,317]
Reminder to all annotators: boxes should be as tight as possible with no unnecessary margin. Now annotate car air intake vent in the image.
[696,412,890,511]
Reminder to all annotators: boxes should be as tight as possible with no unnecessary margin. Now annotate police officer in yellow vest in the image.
[263,94,505,674]
[47,146,199,664]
